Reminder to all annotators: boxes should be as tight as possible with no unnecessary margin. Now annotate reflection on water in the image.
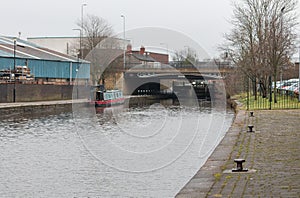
[0,99,233,197]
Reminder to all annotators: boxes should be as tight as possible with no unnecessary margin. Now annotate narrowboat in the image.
[90,87,125,107]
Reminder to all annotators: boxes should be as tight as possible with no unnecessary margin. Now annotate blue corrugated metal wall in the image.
[0,57,90,79]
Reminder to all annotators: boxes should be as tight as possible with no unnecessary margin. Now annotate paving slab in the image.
[176,108,300,198]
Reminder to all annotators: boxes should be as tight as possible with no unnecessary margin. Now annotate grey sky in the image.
[1,0,299,58]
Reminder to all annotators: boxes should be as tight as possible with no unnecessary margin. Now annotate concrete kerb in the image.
[176,100,244,197]
[0,99,89,120]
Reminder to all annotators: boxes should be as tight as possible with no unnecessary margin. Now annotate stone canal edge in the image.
[176,104,300,197]
[0,96,138,119]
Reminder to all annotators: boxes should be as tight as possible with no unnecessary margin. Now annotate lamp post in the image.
[121,15,126,70]
[13,39,16,71]
[13,38,16,102]
[298,47,300,102]
[72,28,81,60]
[81,3,87,59]
[76,68,79,99]
[73,29,81,87]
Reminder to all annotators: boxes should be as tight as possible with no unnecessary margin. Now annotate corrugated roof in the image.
[28,36,78,39]
[0,49,14,57]
[0,36,89,63]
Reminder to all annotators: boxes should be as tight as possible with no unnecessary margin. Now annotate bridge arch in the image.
[132,82,161,95]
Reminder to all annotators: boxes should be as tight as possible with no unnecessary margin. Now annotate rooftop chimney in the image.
[140,46,145,55]
[127,44,132,53]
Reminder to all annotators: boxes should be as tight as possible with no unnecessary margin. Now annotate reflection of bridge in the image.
[122,65,229,99]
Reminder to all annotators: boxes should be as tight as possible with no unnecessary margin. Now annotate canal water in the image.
[0,99,233,197]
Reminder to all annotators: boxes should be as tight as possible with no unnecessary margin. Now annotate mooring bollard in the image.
[249,111,254,117]
[232,159,248,172]
[248,125,254,132]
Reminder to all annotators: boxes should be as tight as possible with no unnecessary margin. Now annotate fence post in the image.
[247,77,250,110]
[269,76,272,110]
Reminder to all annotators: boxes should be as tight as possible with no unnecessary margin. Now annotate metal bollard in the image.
[232,159,248,172]
[248,125,254,132]
[249,111,254,117]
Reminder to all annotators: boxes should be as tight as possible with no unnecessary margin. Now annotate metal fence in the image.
[246,77,300,110]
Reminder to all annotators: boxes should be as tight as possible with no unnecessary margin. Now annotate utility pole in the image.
[298,47,300,102]
[121,15,126,70]
[13,38,16,102]
[81,3,87,59]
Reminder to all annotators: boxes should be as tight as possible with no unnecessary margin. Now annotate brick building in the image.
[126,45,169,68]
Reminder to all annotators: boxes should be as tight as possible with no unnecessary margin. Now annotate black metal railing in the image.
[246,77,299,110]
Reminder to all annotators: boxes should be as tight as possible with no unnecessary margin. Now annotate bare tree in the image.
[223,0,298,101]
[172,47,198,67]
[77,14,114,57]
[172,50,185,67]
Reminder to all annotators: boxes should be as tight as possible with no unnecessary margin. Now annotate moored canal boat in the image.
[90,87,125,107]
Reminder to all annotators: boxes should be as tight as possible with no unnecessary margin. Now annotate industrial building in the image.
[28,36,79,56]
[0,36,90,84]
[27,36,130,59]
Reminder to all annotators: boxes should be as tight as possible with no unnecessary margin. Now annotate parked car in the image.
[286,82,298,91]
[279,80,299,90]
[273,81,282,89]
[294,87,299,95]
[284,83,298,96]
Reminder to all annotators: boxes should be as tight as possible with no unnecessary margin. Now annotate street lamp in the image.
[72,28,81,60]
[13,38,16,102]
[121,15,126,70]
[13,39,16,72]
[298,47,300,102]
[76,68,79,99]
[81,3,87,59]
[73,28,81,88]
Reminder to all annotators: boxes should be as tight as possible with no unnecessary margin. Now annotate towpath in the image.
[176,108,300,197]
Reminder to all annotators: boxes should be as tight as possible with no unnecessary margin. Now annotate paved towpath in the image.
[176,108,300,197]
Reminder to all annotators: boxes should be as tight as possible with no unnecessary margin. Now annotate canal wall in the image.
[0,84,90,103]
[0,100,89,120]
[0,96,149,120]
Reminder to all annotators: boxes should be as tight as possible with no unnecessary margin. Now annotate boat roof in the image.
[97,90,122,93]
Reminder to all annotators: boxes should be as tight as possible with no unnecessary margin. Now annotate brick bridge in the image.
[122,65,232,98]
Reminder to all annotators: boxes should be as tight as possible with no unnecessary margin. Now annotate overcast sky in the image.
[1,0,300,58]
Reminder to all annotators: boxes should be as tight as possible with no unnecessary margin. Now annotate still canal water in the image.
[0,100,233,197]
